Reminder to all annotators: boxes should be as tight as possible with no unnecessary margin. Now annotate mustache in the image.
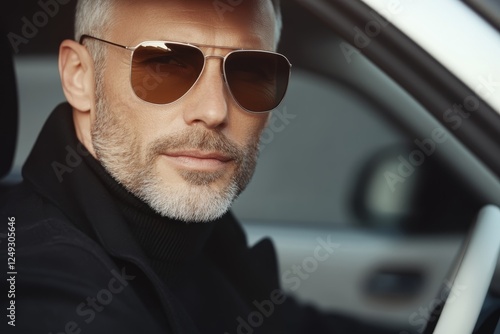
[148,127,246,163]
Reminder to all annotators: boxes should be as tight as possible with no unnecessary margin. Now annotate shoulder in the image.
[1,186,166,333]
[1,182,125,287]
[1,182,105,267]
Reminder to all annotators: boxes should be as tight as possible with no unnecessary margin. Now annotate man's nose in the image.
[182,58,229,129]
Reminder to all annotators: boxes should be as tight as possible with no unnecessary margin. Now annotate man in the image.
[1,0,396,333]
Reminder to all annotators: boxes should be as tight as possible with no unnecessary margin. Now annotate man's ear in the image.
[58,39,95,112]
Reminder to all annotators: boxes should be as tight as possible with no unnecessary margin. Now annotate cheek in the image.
[103,54,131,92]
[231,113,269,146]
[104,84,158,144]
[125,110,158,150]
[103,94,152,154]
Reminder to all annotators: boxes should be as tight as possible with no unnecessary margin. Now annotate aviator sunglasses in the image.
[79,35,292,113]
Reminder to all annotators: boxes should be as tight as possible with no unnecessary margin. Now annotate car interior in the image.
[2,0,500,332]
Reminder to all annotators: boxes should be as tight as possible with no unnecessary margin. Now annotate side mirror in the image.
[350,144,482,233]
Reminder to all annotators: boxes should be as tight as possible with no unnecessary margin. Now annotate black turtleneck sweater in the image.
[83,150,215,282]
[81,147,266,331]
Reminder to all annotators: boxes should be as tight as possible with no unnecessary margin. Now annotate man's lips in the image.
[161,151,233,170]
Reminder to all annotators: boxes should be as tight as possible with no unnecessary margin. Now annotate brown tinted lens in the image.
[225,51,290,112]
[131,43,204,104]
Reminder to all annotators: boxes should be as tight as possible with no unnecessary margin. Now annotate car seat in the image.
[0,23,19,189]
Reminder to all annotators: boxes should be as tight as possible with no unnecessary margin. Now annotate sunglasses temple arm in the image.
[79,35,131,51]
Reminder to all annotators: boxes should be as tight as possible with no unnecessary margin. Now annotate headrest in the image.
[0,24,19,179]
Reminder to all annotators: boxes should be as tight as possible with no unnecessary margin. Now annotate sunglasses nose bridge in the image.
[195,54,230,94]
[202,55,230,91]
[204,55,225,74]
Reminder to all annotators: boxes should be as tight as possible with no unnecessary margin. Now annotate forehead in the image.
[108,0,277,51]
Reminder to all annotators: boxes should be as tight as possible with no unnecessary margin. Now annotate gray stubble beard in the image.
[90,82,260,222]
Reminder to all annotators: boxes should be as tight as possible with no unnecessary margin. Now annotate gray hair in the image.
[74,0,114,42]
[75,0,282,70]
[271,0,282,45]
[74,0,115,79]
